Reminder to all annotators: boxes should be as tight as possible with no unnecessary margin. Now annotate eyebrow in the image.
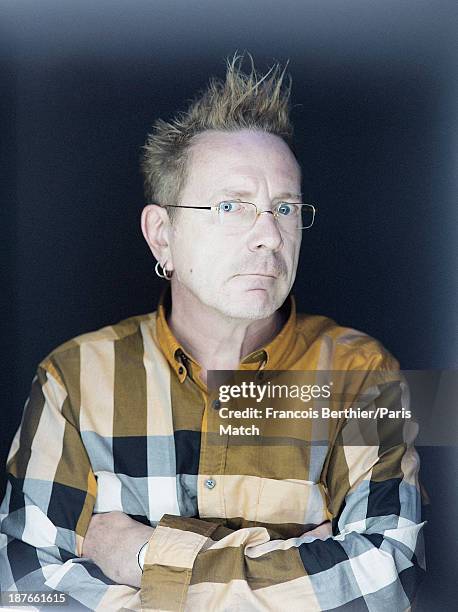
[216,189,302,200]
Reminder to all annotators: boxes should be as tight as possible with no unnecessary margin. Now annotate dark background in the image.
[1,1,457,609]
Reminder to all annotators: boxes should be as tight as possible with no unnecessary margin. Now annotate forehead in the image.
[184,129,301,197]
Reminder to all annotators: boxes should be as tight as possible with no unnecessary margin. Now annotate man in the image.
[1,55,424,611]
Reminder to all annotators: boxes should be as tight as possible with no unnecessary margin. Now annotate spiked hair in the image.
[141,53,295,219]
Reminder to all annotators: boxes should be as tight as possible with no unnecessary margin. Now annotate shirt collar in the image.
[155,285,297,382]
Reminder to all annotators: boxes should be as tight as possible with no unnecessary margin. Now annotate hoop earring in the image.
[155,261,173,280]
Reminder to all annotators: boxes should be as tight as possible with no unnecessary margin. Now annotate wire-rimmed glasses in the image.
[164,200,316,231]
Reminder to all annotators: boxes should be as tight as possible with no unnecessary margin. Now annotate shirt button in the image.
[212,399,221,410]
[178,366,184,375]
[205,478,216,489]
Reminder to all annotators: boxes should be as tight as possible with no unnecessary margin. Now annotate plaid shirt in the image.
[0,290,425,611]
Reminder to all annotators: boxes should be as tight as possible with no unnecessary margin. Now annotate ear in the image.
[141,204,174,272]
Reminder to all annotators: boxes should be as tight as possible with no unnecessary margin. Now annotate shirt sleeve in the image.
[140,355,426,612]
[0,365,142,611]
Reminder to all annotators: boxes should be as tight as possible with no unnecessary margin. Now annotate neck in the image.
[167,284,285,383]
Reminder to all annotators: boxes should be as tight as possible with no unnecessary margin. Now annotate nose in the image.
[247,209,284,252]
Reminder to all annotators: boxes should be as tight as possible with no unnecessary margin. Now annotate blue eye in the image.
[277,203,294,216]
[219,201,241,213]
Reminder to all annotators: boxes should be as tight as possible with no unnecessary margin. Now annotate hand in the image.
[82,511,154,588]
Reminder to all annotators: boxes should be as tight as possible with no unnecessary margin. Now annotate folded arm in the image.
[2,360,425,611]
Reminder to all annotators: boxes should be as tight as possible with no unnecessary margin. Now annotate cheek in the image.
[171,224,201,266]
[283,237,300,266]
[173,230,225,278]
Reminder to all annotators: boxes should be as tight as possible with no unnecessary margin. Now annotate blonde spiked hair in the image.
[141,52,295,220]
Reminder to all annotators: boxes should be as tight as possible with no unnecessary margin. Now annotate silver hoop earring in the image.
[155,261,172,280]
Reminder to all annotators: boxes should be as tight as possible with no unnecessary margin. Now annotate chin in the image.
[214,290,283,320]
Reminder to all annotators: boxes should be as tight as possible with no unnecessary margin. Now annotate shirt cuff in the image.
[140,514,220,612]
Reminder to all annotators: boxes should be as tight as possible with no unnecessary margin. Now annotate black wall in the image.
[1,1,457,609]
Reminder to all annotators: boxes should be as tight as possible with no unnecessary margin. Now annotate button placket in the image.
[197,392,228,519]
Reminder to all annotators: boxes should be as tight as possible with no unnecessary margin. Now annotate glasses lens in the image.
[218,201,256,228]
[275,203,315,230]
[299,204,315,229]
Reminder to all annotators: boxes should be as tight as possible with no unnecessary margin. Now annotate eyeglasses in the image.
[164,201,316,231]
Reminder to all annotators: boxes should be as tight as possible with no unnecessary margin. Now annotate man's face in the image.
[168,129,303,320]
